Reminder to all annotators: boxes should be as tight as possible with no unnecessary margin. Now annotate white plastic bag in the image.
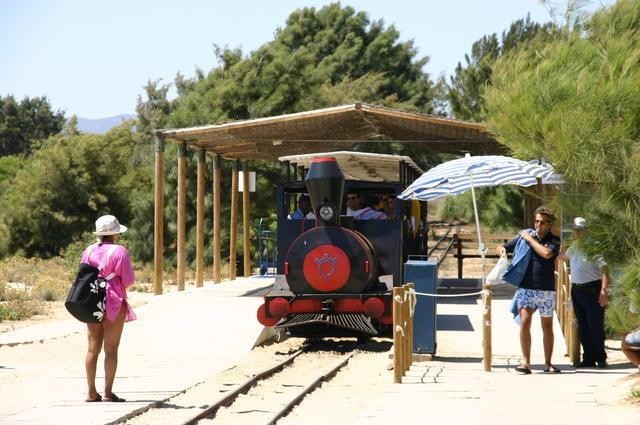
[486,254,509,285]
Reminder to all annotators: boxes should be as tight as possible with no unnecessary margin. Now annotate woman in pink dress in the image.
[82,215,136,402]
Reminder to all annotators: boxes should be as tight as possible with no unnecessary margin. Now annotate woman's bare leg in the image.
[102,307,125,398]
[86,323,104,400]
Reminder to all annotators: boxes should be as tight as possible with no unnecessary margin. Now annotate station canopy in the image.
[280,151,423,182]
[157,103,505,161]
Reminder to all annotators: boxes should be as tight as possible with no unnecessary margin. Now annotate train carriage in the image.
[257,152,425,339]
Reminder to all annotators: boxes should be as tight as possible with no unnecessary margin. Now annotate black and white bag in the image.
[65,245,117,323]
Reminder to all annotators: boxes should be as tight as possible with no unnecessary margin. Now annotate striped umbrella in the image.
[399,154,560,201]
[399,154,562,284]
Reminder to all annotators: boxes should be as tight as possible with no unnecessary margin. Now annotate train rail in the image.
[188,341,358,424]
[122,339,368,425]
[426,224,457,266]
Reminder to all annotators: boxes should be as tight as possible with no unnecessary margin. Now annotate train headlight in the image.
[318,204,335,221]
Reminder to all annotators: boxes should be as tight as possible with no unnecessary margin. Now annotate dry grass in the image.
[0,257,74,321]
[0,257,167,321]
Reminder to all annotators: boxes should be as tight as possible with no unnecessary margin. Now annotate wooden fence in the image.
[452,233,511,278]
[393,284,415,383]
[555,259,580,365]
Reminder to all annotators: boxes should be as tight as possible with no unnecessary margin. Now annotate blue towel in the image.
[504,229,535,325]
[502,229,535,286]
[509,294,521,325]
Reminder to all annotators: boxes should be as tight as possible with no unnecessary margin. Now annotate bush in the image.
[0,256,73,320]
[0,299,42,321]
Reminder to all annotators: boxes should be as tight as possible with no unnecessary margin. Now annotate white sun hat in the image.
[93,215,128,235]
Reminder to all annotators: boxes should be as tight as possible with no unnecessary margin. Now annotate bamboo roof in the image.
[157,103,505,160]
[279,151,422,182]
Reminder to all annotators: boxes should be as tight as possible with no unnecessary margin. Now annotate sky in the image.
[0,0,615,119]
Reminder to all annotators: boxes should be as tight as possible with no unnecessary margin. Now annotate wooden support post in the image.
[195,148,205,288]
[393,286,405,383]
[482,285,492,371]
[405,283,415,368]
[566,263,581,365]
[229,159,239,281]
[177,142,187,291]
[212,154,222,283]
[153,136,165,295]
[570,308,580,365]
[242,161,251,277]
[455,234,463,279]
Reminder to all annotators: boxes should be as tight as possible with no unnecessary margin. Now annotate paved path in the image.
[1,278,638,425]
[358,289,640,425]
[0,277,274,425]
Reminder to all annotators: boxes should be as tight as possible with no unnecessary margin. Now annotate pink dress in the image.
[81,242,137,322]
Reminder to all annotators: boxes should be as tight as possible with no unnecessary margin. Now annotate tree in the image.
[0,122,144,258]
[485,0,640,333]
[448,15,556,122]
[436,15,557,231]
[136,79,173,139]
[0,95,65,156]
[131,3,438,267]
[169,3,434,128]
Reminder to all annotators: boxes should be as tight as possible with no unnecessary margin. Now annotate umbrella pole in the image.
[469,178,492,372]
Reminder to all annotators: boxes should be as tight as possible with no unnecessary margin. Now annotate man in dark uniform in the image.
[499,206,561,374]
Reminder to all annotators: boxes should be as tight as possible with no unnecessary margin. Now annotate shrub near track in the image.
[0,257,71,321]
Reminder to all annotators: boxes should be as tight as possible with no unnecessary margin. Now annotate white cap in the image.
[573,217,587,230]
[93,215,128,235]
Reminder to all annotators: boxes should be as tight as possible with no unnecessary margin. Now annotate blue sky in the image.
[0,0,614,119]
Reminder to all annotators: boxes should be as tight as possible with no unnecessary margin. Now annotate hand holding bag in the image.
[486,254,510,285]
[65,245,117,323]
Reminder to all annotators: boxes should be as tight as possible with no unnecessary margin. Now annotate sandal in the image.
[103,393,126,402]
[85,394,102,402]
[515,365,532,374]
[543,365,561,373]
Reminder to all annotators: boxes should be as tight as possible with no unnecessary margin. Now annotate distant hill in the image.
[75,114,136,134]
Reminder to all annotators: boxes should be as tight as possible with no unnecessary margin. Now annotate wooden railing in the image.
[452,234,510,278]
[555,259,580,365]
[393,283,415,383]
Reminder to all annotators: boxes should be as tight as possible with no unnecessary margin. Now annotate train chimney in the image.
[305,157,344,226]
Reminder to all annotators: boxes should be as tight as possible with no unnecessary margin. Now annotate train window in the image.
[352,194,387,220]
[382,194,397,220]
[345,193,361,216]
[287,194,315,220]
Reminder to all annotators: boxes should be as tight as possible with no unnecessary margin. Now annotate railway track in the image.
[186,341,355,424]
[123,338,389,425]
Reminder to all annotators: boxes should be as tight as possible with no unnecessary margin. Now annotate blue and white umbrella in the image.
[399,154,560,201]
[399,154,562,283]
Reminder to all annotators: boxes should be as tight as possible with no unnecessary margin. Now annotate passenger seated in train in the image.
[382,194,397,220]
[345,193,360,216]
[353,194,387,220]
[287,194,316,220]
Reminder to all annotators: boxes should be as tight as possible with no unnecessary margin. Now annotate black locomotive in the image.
[256,156,423,338]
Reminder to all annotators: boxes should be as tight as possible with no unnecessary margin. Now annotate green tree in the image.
[136,79,173,139]
[0,122,144,258]
[0,95,65,156]
[132,3,438,267]
[485,0,640,333]
[448,15,556,122]
[169,3,434,128]
[437,15,556,230]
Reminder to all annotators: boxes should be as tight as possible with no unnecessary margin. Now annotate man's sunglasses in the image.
[347,196,358,200]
